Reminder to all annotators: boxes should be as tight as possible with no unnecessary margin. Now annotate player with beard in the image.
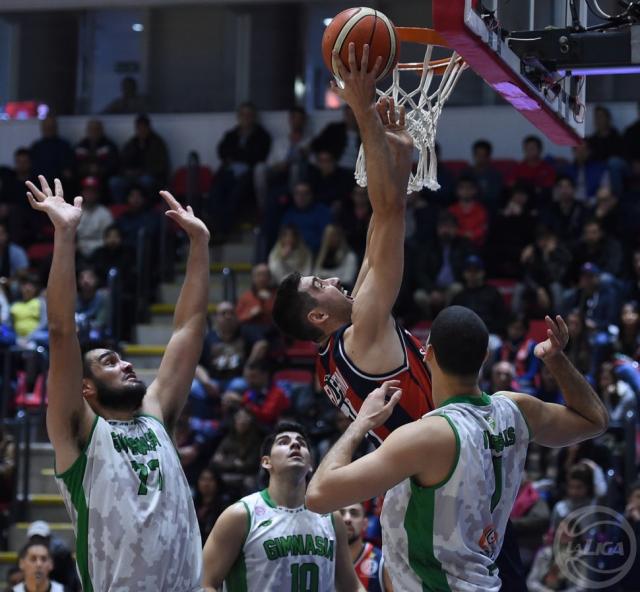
[340,502,392,592]
[25,176,210,591]
[272,45,528,589]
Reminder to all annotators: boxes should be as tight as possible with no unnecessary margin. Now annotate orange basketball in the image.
[322,7,400,82]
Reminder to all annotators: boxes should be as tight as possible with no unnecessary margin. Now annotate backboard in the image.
[433,0,589,145]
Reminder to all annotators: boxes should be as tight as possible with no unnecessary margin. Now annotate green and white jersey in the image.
[55,414,202,592]
[225,489,337,592]
[381,393,531,592]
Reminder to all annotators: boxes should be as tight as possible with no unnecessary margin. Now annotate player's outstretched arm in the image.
[202,503,249,589]
[332,44,413,342]
[333,512,367,592]
[504,315,609,447]
[26,176,95,474]
[145,191,210,430]
[307,382,456,513]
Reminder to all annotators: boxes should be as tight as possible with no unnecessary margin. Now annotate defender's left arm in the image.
[145,191,210,429]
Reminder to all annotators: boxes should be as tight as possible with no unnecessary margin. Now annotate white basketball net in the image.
[355,44,467,193]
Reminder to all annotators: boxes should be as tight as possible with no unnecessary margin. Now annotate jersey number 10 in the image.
[290,562,319,592]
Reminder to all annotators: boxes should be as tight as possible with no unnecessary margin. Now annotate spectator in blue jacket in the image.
[280,181,332,253]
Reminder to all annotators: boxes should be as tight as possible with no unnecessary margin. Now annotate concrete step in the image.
[134,324,174,344]
[217,242,254,264]
[15,494,69,523]
[30,468,60,495]
[19,442,55,477]
[121,344,165,369]
[176,262,253,274]
[0,551,19,586]
[9,521,75,552]
[149,302,217,325]
[159,274,252,304]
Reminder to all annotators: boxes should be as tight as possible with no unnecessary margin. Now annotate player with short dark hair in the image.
[307,309,608,591]
[202,421,361,591]
[272,43,528,589]
[340,502,393,592]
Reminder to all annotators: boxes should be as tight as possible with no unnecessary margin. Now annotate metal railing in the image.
[222,267,237,303]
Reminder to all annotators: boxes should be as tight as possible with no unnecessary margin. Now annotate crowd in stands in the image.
[1,99,640,590]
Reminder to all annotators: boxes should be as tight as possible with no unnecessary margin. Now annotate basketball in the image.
[321,7,400,81]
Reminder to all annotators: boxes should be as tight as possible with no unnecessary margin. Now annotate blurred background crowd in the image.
[1,96,640,590]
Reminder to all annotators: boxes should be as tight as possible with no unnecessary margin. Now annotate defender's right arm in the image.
[26,177,95,474]
[504,315,608,447]
[202,503,249,589]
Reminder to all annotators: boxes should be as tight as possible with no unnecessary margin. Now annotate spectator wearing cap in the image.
[74,119,119,187]
[13,539,67,592]
[563,262,620,369]
[25,521,77,590]
[111,114,170,201]
[222,360,291,428]
[76,177,113,259]
[451,255,508,335]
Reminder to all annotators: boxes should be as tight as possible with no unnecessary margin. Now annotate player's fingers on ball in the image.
[332,52,348,81]
[397,105,406,127]
[371,55,383,78]
[388,98,397,123]
[361,43,370,72]
[347,42,357,71]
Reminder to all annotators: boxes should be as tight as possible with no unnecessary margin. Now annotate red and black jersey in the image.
[316,321,433,446]
[354,542,386,592]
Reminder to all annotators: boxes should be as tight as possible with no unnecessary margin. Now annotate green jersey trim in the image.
[54,414,100,478]
[405,482,452,591]
[56,443,94,592]
[240,500,251,544]
[225,549,248,592]
[438,392,491,408]
[411,413,460,491]
[260,488,277,509]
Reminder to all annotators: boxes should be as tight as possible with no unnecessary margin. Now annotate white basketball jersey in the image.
[224,490,337,592]
[381,393,530,592]
[55,414,202,592]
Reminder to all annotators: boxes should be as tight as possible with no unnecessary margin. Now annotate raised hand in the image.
[534,315,570,360]
[330,43,382,115]
[375,97,413,152]
[159,191,210,242]
[26,176,83,231]
[354,380,403,433]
